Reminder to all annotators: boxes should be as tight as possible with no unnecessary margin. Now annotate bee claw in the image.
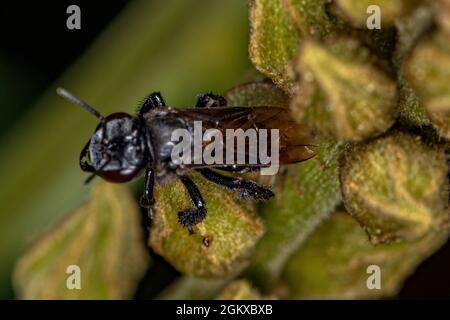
[178,207,207,234]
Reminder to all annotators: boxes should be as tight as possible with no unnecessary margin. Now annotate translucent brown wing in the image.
[165,106,316,169]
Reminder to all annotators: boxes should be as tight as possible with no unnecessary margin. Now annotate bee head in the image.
[57,88,148,184]
[80,113,147,183]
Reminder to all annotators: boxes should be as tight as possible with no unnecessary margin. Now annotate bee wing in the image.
[167,107,316,168]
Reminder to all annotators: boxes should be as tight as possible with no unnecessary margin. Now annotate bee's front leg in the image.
[195,93,227,108]
[138,92,166,117]
[178,176,207,234]
[140,168,155,208]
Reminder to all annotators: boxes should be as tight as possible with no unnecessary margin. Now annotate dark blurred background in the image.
[0,1,449,299]
[0,1,129,136]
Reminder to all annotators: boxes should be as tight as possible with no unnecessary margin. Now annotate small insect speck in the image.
[202,237,211,247]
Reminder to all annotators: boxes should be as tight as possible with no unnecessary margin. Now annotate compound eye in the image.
[87,112,145,183]
[79,141,95,172]
[97,112,133,128]
[99,166,142,183]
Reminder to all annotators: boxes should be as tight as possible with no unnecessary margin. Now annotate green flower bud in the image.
[149,173,264,278]
[291,38,396,142]
[282,211,450,299]
[340,131,449,244]
[280,0,342,38]
[248,0,340,93]
[406,31,450,139]
[334,0,418,27]
[394,6,435,127]
[13,182,150,299]
[249,0,300,92]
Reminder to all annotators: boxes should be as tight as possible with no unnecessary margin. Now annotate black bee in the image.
[57,88,315,233]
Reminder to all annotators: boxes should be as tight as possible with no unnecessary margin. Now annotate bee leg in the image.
[198,168,274,201]
[178,176,207,234]
[195,93,227,108]
[138,92,166,117]
[140,168,155,208]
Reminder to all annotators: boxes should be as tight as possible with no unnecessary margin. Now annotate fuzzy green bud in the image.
[248,0,341,93]
[282,211,450,299]
[280,0,342,38]
[334,0,418,27]
[291,38,396,142]
[394,6,435,128]
[149,173,264,278]
[340,131,449,244]
[406,31,450,139]
[249,0,300,92]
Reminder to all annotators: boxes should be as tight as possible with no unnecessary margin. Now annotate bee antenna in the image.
[83,172,97,185]
[56,87,105,121]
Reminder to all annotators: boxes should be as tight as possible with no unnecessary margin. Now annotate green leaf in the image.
[340,131,450,244]
[282,211,450,299]
[13,182,149,299]
[246,136,342,290]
